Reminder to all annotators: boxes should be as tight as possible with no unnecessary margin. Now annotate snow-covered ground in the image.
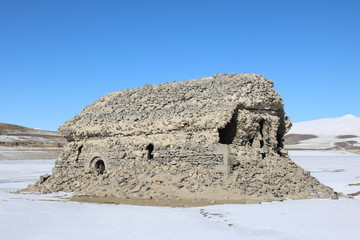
[289,151,360,195]
[1,151,360,240]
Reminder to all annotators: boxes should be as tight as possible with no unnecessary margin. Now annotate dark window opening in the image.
[276,119,286,149]
[259,120,266,158]
[276,134,284,148]
[218,109,239,144]
[76,145,83,162]
[259,119,265,138]
[94,160,105,175]
[146,144,154,159]
[260,139,264,148]
[77,145,83,156]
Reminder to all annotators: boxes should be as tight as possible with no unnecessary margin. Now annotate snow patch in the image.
[1,152,360,239]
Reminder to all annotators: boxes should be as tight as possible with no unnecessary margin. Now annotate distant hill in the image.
[0,123,66,147]
[0,123,66,160]
[285,115,360,154]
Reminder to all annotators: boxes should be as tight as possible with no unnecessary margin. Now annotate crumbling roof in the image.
[59,73,284,140]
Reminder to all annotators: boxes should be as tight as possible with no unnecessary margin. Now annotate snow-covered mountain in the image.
[285,115,360,154]
[289,114,360,136]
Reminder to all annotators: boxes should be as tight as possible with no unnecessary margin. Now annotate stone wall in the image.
[58,73,284,141]
[23,73,338,204]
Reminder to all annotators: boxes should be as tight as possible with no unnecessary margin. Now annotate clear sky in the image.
[1,0,359,131]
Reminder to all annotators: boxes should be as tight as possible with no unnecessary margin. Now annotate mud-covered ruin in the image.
[25,73,338,204]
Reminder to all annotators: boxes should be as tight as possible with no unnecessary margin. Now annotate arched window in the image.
[94,159,105,175]
[218,109,238,144]
[146,144,154,159]
[90,156,106,175]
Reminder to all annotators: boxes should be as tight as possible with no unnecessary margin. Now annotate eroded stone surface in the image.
[23,73,338,203]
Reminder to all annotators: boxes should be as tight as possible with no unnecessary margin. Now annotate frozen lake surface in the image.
[1,151,360,240]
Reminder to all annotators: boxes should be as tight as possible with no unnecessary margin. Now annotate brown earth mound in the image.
[0,123,66,160]
[336,135,358,139]
[0,123,66,148]
[284,134,318,145]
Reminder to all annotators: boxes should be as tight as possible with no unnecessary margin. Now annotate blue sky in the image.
[0,0,359,131]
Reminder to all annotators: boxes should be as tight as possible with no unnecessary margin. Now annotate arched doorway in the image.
[90,156,106,175]
[218,108,239,144]
[94,159,105,174]
[146,144,154,159]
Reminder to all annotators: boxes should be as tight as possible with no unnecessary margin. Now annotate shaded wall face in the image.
[217,109,286,154]
[218,108,239,145]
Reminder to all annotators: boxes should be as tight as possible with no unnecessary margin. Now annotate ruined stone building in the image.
[26,73,337,204]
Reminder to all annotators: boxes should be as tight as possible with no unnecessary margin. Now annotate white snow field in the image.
[1,152,360,240]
